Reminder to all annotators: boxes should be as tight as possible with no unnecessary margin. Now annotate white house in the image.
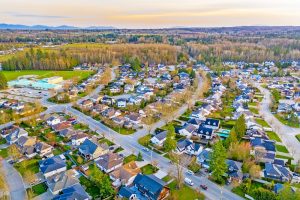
[150,131,167,146]
[47,116,61,126]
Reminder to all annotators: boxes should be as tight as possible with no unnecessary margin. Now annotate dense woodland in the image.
[2,44,178,70]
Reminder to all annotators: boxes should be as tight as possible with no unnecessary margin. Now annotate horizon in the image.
[1,0,300,28]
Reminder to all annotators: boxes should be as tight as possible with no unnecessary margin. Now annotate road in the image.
[255,84,300,161]
[1,160,27,200]
[0,70,243,200]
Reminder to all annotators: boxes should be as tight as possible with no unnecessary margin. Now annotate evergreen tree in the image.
[235,115,246,139]
[209,140,227,184]
[224,128,238,148]
[0,72,7,89]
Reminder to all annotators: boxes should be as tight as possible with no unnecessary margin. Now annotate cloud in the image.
[8,13,70,19]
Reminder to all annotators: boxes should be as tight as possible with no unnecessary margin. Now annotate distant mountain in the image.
[0,23,116,30]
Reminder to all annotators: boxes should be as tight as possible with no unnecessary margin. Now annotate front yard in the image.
[14,158,40,176]
[266,131,282,142]
[275,144,289,153]
[255,118,270,127]
[168,180,205,200]
[141,164,158,175]
[123,154,137,164]
[29,182,48,197]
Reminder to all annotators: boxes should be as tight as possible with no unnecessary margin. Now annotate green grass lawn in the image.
[296,134,300,142]
[249,107,259,115]
[276,154,294,160]
[141,164,158,175]
[275,114,300,128]
[168,180,205,200]
[266,131,282,142]
[79,176,100,198]
[14,158,40,176]
[248,102,258,107]
[31,182,48,196]
[98,138,115,146]
[0,138,6,145]
[111,126,135,135]
[221,120,236,129]
[255,118,270,127]
[2,70,93,81]
[276,144,289,153]
[123,154,137,164]
[0,148,8,158]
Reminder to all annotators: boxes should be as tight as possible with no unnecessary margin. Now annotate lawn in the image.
[123,154,137,164]
[276,144,289,153]
[266,131,282,142]
[98,138,115,146]
[14,158,40,176]
[111,126,135,135]
[31,182,48,197]
[168,180,205,200]
[275,114,300,128]
[138,134,151,147]
[249,107,259,115]
[79,176,100,198]
[141,164,158,175]
[2,70,93,81]
[248,102,258,107]
[296,134,300,142]
[0,138,6,145]
[0,148,8,158]
[276,154,294,160]
[221,120,236,129]
[255,118,270,127]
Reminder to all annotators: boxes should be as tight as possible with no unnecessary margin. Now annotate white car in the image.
[186,170,194,175]
[184,177,194,186]
[142,147,150,152]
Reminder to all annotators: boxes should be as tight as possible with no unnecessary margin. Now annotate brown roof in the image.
[110,161,141,182]
[52,122,71,132]
[95,153,123,171]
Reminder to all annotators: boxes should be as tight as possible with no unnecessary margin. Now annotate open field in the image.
[2,70,94,81]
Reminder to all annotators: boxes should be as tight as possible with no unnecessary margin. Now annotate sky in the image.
[1,0,300,28]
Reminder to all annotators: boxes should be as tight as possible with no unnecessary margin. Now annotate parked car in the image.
[186,170,194,175]
[184,177,194,186]
[142,147,150,152]
[200,184,208,190]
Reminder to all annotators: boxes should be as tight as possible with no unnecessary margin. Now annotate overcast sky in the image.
[1,0,300,28]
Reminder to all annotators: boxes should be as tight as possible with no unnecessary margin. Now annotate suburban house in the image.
[176,139,193,154]
[250,137,276,163]
[185,142,203,156]
[203,118,220,130]
[71,133,89,146]
[197,148,212,168]
[5,127,28,144]
[35,141,53,157]
[196,126,214,140]
[178,123,197,138]
[264,162,293,182]
[47,116,61,126]
[118,187,137,200]
[46,170,79,195]
[78,139,109,160]
[150,131,167,146]
[226,160,243,183]
[132,174,170,200]
[53,183,90,200]
[16,136,37,158]
[80,99,94,110]
[52,122,72,133]
[95,153,124,173]
[125,113,142,125]
[39,155,67,178]
[110,161,141,187]
[116,98,127,108]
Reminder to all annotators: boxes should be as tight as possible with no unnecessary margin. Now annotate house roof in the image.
[153,131,167,141]
[118,187,135,198]
[204,118,220,127]
[133,174,167,198]
[197,126,214,136]
[47,170,79,194]
[110,161,141,182]
[187,118,202,125]
[250,137,276,152]
[181,124,197,133]
[95,153,123,171]
[39,155,66,174]
[78,139,99,155]
[53,183,90,200]
[177,139,193,150]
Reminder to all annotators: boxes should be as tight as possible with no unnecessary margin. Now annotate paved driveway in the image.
[1,160,26,200]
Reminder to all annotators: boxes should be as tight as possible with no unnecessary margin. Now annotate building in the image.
[95,153,124,173]
[39,155,67,178]
[78,139,109,160]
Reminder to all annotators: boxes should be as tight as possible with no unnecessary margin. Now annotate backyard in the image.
[29,182,48,197]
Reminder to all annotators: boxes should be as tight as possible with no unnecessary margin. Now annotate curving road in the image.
[255,83,300,161]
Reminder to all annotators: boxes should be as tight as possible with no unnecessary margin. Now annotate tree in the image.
[90,164,115,199]
[278,185,300,200]
[249,164,261,179]
[227,142,251,161]
[164,137,176,152]
[235,115,246,139]
[0,72,7,89]
[7,144,21,161]
[224,128,238,148]
[169,152,191,189]
[252,187,277,200]
[209,140,227,184]
[137,152,143,161]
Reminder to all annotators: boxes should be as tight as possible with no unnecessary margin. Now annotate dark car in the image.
[200,184,208,190]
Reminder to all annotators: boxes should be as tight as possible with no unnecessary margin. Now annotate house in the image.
[185,142,203,156]
[71,133,88,146]
[118,187,137,200]
[197,148,212,168]
[226,160,243,183]
[264,162,293,182]
[47,116,61,126]
[52,122,72,133]
[250,137,276,163]
[101,96,115,105]
[102,108,121,119]
[16,136,37,158]
[81,99,94,110]
[95,153,124,173]
[133,174,170,200]
[150,131,167,146]
[59,128,77,138]
[116,98,127,108]
[176,139,193,154]
[78,139,109,160]
[124,84,135,93]
[53,183,90,200]
[92,104,109,114]
[35,142,53,157]
[5,127,28,144]
[203,118,220,130]
[39,155,67,178]
[196,126,214,140]
[46,170,79,195]
[125,113,141,125]
[187,118,202,127]
[110,161,141,187]
[178,124,197,138]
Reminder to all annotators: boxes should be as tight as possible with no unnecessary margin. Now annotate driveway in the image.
[1,160,26,200]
